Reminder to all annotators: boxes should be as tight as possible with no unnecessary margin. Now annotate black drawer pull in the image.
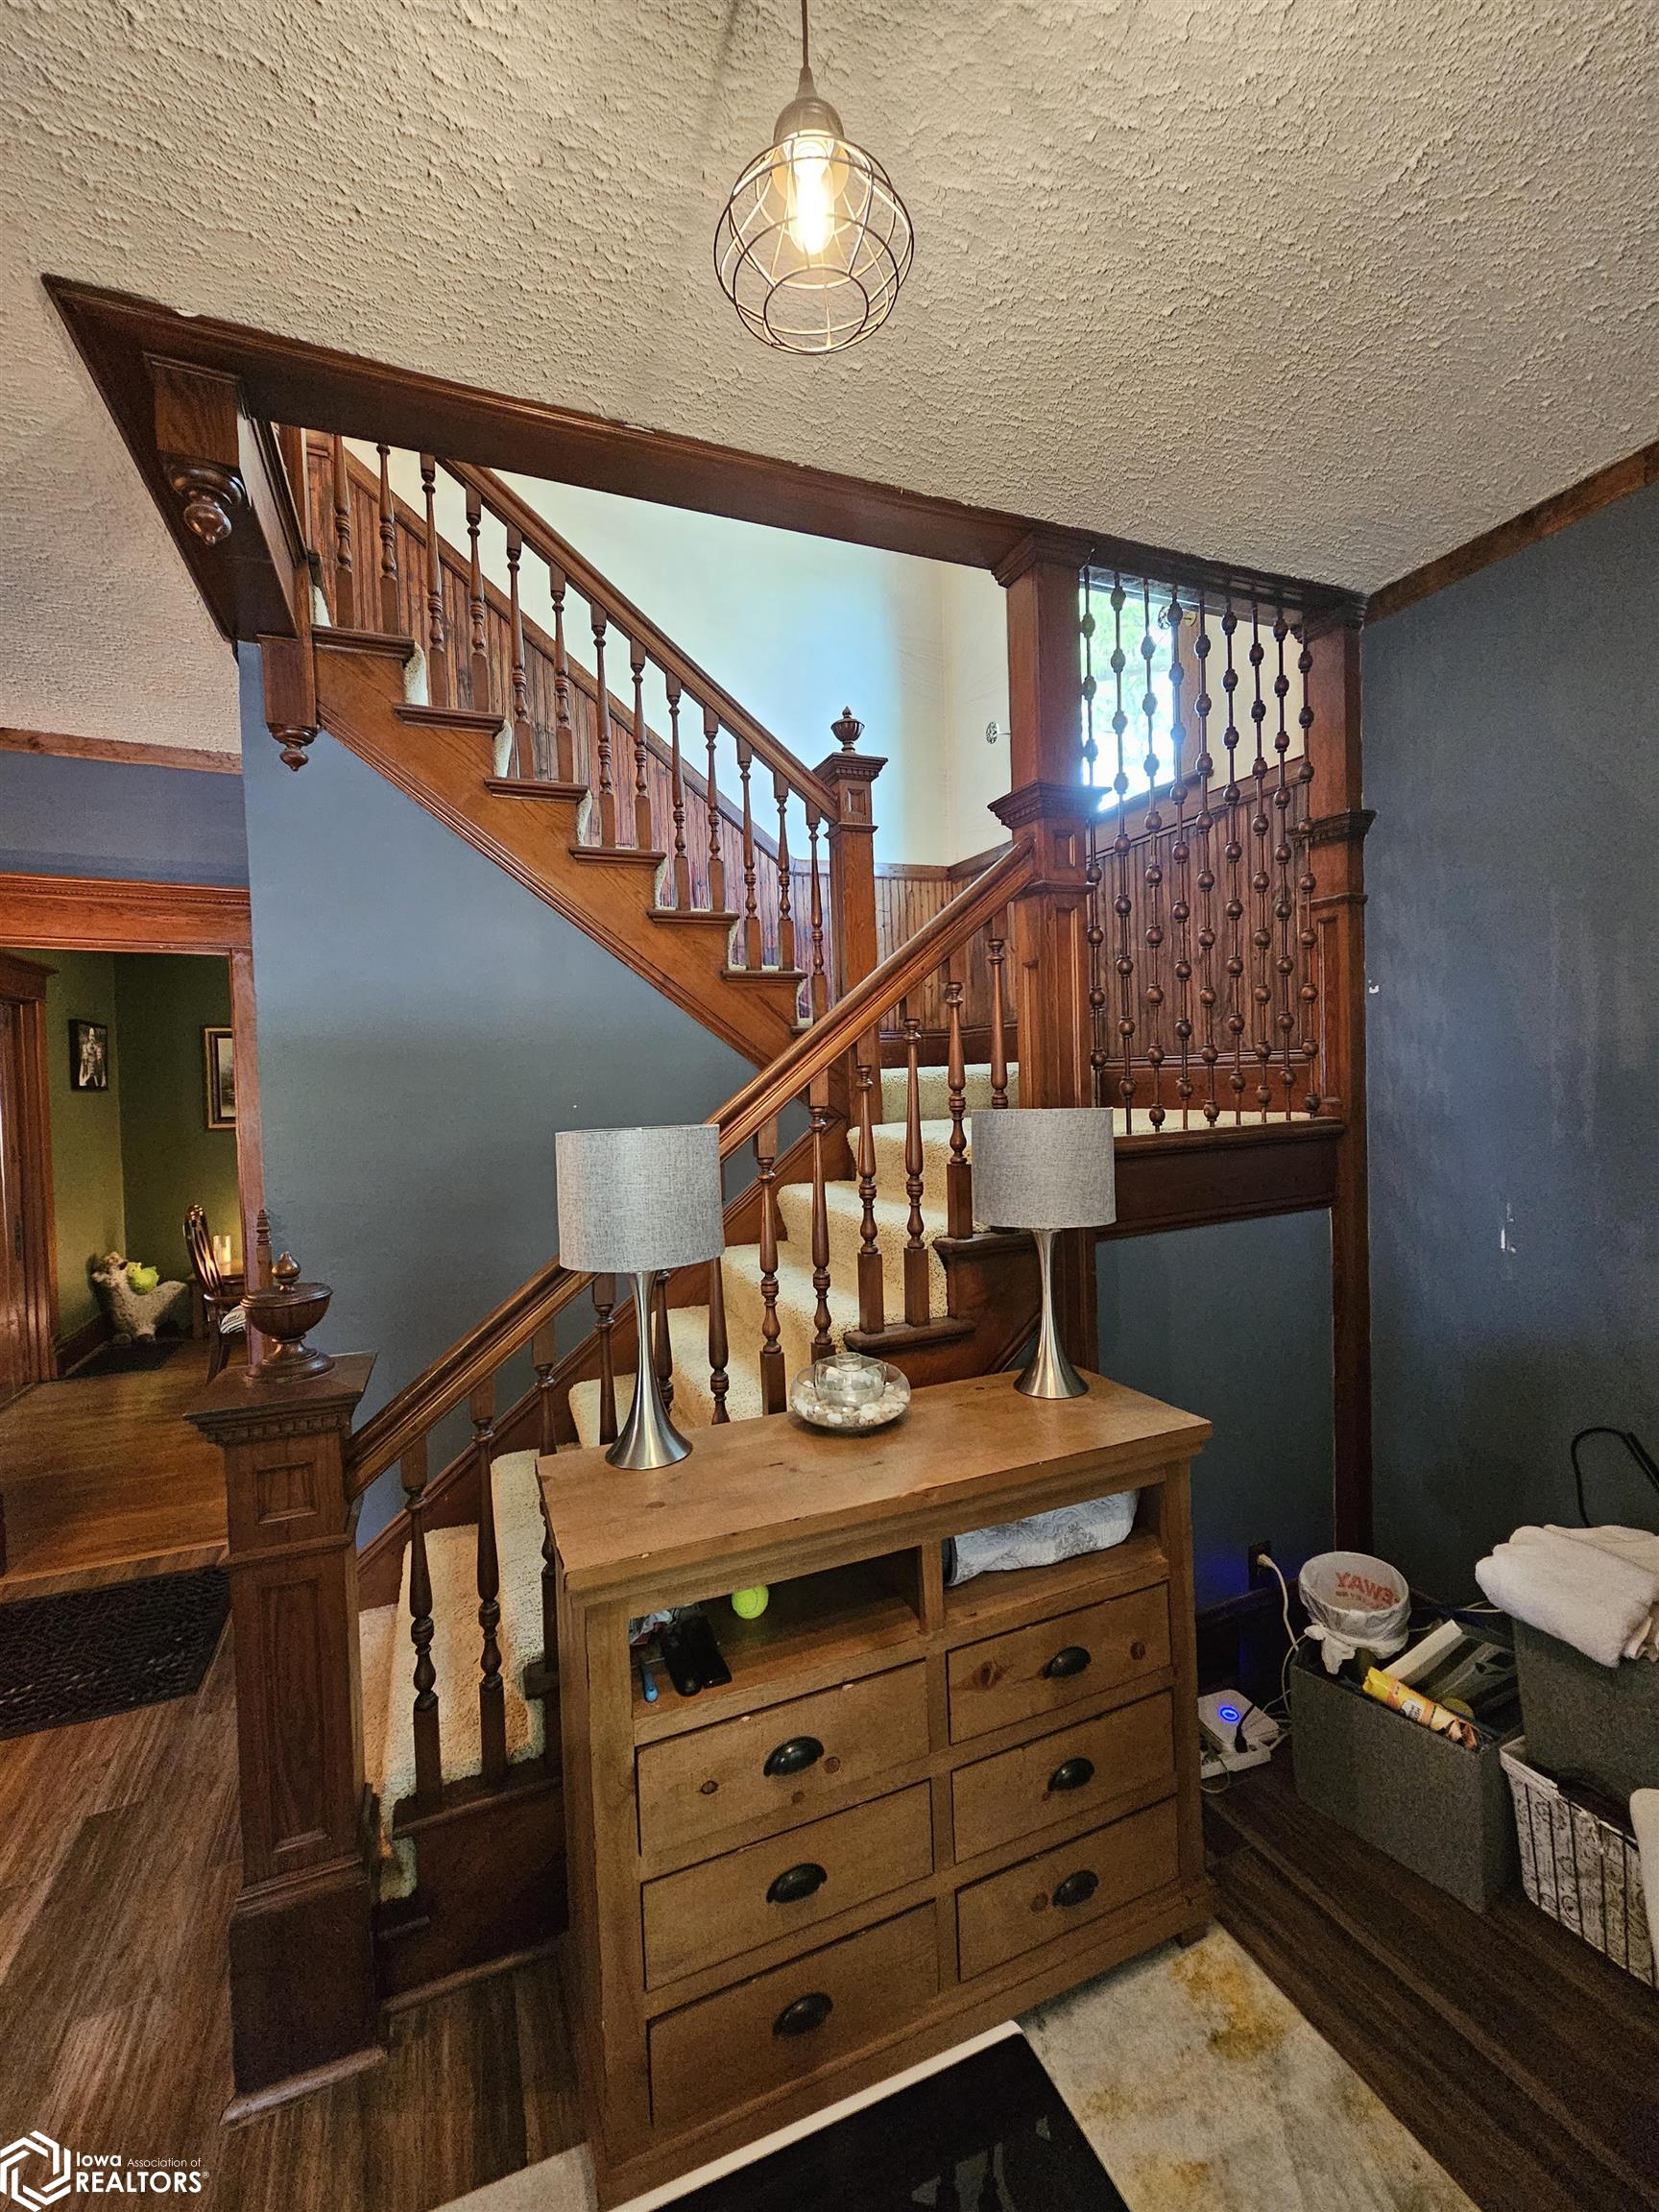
[1052,1868,1100,1910]
[1043,1645,1092,1680]
[766,1861,829,1906]
[1047,1756,1095,1794]
[774,1990,833,2037]
[763,1735,825,1778]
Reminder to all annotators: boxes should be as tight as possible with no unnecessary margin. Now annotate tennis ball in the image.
[730,1585,770,1621]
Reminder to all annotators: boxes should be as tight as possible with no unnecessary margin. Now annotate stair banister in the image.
[445,463,837,825]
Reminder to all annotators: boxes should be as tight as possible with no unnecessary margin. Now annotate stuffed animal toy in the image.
[91,1252,189,1343]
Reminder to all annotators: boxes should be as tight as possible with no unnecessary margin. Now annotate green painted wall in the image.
[8,948,126,1338]
[113,954,238,1285]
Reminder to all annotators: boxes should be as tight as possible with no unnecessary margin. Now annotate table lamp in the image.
[969,1108,1116,1399]
[555,1123,725,1468]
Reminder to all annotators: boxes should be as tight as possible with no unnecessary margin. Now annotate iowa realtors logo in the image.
[0,2138,205,2201]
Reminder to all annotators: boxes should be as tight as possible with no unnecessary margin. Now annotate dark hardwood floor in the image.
[1207,1758,1659,2212]
[0,1340,228,1600]
[0,1635,584,2209]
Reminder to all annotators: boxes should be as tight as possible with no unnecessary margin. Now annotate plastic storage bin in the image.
[1501,1738,1656,1988]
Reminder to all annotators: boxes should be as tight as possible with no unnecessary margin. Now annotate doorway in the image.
[0,953,55,1413]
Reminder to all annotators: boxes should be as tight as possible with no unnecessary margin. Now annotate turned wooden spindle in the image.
[854,1056,883,1334]
[774,774,796,972]
[756,1122,785,1415]
[1192,590,1222,1124]
[591,608,616,846]
[808,1073,833,1359]
[1167,583,1195,1126]
[532,1318,560,1455]
[593,1275,618,1446]
[987,923,1010,1109]
[471,1377,507,1787]
[1295,624,1322,1115]
[507,527,533,779]
[1085,818,1108,1108]
[375,443,399,632]
[401,1433,442,1814]
[253,1207,274,1290]
[707,1256,731,1425]
[549,561,576,784]
[1220,600,1247,1124]
[630,636,652,850]
[703,706,726,910]
[945,972,973,1238]
[736,741,761,968]
[807,809,829,1021]
[420,453,450,708]
[329,434,356,627]
[666,676,692,907]
[1270,606,1298,1119]
[902,1013,928,1326]
[465,482,491,711]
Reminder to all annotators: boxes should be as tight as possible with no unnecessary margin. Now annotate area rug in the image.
[67,1335,187,1380]
[1022,1927,1477,2212]
[0,1567,228,1739]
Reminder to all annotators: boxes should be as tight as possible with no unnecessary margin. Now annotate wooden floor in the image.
[0,1340,228,1600]
[0,1635,585,2208]
[1207,1759,1659,2212]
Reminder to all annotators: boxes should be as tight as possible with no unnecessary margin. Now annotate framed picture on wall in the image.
[69,1020,109,1092]
[203,1026,236,1129]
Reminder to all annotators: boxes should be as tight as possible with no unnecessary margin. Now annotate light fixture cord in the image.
[800,0,811,74]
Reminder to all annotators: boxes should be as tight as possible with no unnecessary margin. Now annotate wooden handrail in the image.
[343,839,1035,1495]
[712,838,1039,1154]
[445,461,837,822]
[347,1261,588,1496]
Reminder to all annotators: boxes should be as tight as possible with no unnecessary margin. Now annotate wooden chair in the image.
[184,1206,247,1380]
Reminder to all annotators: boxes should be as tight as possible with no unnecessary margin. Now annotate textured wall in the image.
[113,953,239,1286]
[4,1,1655,762]
[0,752,248,884]
[1097,1211,1334,1612]
[1364,482,1659,1596]
[238,654,753,1539]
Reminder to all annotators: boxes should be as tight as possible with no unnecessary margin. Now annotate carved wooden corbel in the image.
[151,356,248,545]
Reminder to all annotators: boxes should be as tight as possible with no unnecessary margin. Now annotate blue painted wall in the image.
[0,750,248,884]
[237,655,752,1539]
[1097,1210,1334,1611]
[1364,481,1659,1596]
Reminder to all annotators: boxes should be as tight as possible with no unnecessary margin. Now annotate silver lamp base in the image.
[607,1270,693,1469]
[1015,1228,1089,1400]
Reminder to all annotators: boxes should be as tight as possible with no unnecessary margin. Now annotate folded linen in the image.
[944,1492,1138,1588]
[1476,1524,1659,1670]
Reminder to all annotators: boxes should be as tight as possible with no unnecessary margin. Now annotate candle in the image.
[214,1234,234,1272]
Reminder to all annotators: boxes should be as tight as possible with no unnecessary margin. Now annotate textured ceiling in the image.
[2,0,1655,759]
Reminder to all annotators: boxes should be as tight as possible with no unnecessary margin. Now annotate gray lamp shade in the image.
[969,1108,1117,1232]
[555,1123,725,1275]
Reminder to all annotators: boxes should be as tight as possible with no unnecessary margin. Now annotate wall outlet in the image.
[1246,1539,1275,1589]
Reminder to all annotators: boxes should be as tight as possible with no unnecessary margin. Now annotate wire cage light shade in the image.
[714,4,912,355]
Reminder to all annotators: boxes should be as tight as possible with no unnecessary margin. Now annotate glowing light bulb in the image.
[784,132,836,256]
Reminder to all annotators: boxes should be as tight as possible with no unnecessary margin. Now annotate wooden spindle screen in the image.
[1078,563,1323,1127]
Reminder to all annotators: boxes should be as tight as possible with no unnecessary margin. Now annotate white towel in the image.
[946,1493,1138,1588]
[1476,1524,1659,1670]
[1633,1791,1659,1934]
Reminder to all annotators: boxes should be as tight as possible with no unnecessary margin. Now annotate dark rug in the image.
[673,2033,1129,2212]
[69,1335,188,1380]
[0,1568,228,1740]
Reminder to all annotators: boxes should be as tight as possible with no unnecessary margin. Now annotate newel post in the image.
[814,708,887,1000]
[188,1262,382,2114]
[994,531,1098,1367]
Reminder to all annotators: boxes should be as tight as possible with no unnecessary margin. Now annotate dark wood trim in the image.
[0,726,240,775]
[55,1307,114,1375]
[1366,434,1659,623]
[0,953,59,1383]
[0,873,252,953]
[45,278,1361,625]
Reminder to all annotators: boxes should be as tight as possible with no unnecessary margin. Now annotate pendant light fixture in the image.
[714,0,913,355]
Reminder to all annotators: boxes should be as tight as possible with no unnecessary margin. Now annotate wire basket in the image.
[1501,1738,1656,1988]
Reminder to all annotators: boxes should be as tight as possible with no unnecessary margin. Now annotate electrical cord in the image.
[1259,1552,1301,1728]
[1570,1426,1659,1527]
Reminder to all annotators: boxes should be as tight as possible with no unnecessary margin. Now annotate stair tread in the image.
[483,777,588,802]
[648,907,741,926]
[569,843,666,865]
[396,701,503,733]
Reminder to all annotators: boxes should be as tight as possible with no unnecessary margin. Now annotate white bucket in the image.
[1299,1551,1411,1674]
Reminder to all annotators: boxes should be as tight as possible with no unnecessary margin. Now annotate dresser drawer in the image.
[955,1797,1179,1980]
[947,1583,1169,1743]
[637,1665,930,1861]
[642,1784,934,1988]
[649,1905,937,2132]
[951,1690,1174,1863]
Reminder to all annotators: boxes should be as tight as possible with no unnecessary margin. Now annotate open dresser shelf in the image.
[541,1367,1213,2206]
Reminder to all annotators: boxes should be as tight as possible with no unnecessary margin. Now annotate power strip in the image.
[1197,1689,1282,1781]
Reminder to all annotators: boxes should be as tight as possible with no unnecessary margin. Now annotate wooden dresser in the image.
[541,1369,1212,2204]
